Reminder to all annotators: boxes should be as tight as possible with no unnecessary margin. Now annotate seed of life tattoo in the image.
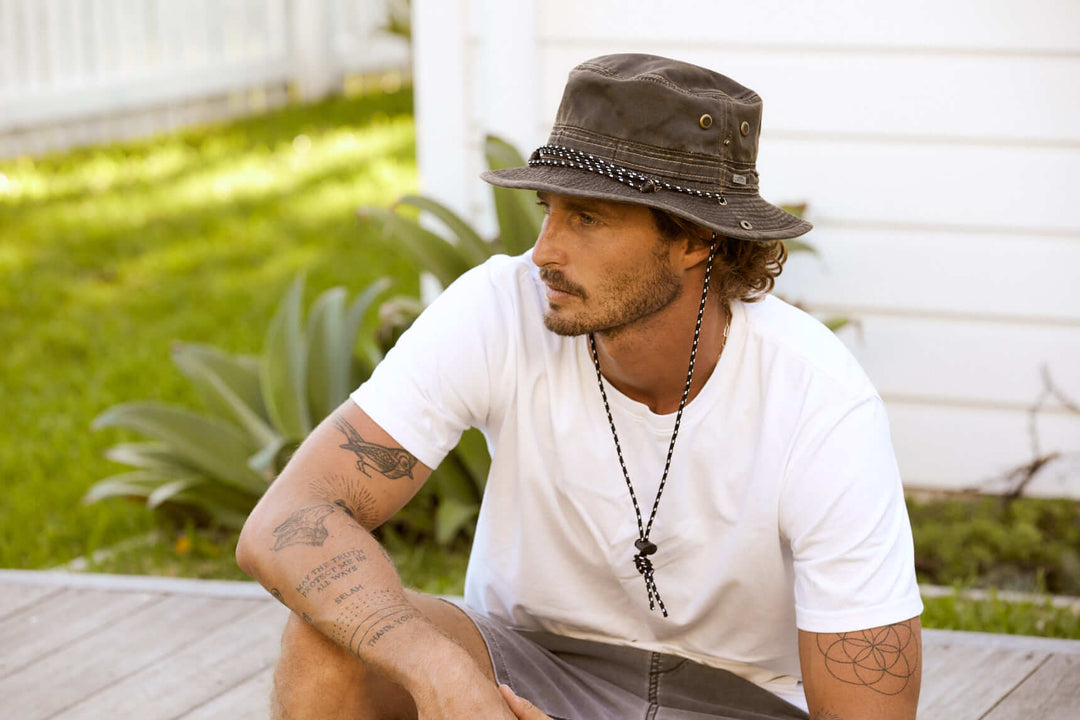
[816,620,919,695]
[271,504,336,551]
[308,474,380,529]
[332,414,418,480]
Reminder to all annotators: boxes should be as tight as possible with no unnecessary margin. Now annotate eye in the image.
[578,212,597,226]
[535,199,550,214]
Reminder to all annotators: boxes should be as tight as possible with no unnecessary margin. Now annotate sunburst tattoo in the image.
[309,474,381,529]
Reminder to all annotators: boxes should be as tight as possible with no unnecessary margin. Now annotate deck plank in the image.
[916,640,1049,720]
[178,665,275,720]
[982,653,1080,720]
[2,572,1079,719]
[0,588,160,679]
[51,601,289,720]
[0,585,63,621]
[0,594,265,720]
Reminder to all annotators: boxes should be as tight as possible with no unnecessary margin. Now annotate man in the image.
[237,54,923,719]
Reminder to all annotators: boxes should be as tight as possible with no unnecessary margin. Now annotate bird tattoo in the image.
[333,416,417,480]
[272,504,335,550]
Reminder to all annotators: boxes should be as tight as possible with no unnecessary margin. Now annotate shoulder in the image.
[438,252,543,314]
[740,295,876,402]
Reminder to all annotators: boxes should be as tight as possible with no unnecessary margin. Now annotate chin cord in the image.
[587,235,728,616]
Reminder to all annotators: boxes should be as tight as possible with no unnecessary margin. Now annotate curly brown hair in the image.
[650,208,787,304]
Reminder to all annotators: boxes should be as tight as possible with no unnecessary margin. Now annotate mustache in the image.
[538,269,586,298]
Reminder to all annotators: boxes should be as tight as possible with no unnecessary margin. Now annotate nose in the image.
[531,214,564,268]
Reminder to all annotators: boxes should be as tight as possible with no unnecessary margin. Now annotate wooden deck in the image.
[1,570,1078,720]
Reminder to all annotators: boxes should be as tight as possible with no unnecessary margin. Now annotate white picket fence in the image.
[0,0,410,157]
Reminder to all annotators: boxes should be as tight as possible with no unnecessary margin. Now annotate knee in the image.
[273,613,365,718]
[272,613,414,720]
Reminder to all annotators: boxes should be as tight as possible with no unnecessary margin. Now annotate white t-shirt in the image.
[353,253,923,709]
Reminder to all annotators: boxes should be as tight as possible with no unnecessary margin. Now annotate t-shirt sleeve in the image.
[350,258,513,471]
[780,395,924,633]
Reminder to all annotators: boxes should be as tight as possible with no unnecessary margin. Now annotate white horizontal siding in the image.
[778,227,1080,322]
[414,0,1080,495]
[887,402,1080,497]
[535,0,1080,53]
[541,50,1080,145]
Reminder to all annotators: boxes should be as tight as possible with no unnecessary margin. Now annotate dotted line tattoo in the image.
[332,414,418,480]
[816,620,919,695]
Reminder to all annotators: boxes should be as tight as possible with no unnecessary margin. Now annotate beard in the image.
[540,249,682,337]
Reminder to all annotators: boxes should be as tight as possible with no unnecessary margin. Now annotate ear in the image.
[676,229,715,271]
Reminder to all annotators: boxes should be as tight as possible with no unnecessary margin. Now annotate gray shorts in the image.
[459,606,809,720]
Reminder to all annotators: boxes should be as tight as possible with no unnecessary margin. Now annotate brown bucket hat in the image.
[482,53,811,242]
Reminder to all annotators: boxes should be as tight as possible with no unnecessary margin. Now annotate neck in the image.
[592,292,729,415]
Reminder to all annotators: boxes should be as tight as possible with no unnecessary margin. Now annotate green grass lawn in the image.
[2,86,1077,641]
[0,87,420,570]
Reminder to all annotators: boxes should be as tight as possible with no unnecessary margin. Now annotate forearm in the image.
[238,502,468,690]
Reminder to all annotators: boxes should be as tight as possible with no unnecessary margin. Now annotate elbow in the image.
[235,509,269,580]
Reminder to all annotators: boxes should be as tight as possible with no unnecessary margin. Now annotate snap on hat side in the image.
[482,53,811,242]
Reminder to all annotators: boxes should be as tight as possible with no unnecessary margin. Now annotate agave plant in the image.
[348,135,543,542]
[359,135,542,292]
[86,277,389,529]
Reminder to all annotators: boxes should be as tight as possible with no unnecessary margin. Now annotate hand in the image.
[499,684,554,720]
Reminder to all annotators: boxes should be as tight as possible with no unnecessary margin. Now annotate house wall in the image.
[413,0,1080,496]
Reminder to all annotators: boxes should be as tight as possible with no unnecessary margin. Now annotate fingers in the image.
[498,684,551,720]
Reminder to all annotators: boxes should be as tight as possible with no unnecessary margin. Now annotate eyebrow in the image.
[536,191,615,217]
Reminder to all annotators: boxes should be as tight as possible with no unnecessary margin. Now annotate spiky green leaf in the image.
[824,317,851,333]
[262,277,312,439]
[307,287,349,423]
[362,207,472,288]
[104,441,195,473]
[172,342,279,447]
[396,194,495,266]
[147,479,198,508]
[485,135,543,255]
[783,239,818,256]
[93,402,266,494]
[434,497,480,546]
[452,429,491,494]
[346,278,392,386]
[83,471,179,504]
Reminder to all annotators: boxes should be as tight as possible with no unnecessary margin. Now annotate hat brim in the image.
[482,165,811,242]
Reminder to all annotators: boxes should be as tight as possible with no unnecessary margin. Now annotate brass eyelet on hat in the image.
[699,114,713,129]
[740,121,750,136]
[718,196,728,206]
[740,220,753,230]
[723,137,731,146]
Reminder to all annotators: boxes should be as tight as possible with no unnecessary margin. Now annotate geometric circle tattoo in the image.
[817,621,920,695]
